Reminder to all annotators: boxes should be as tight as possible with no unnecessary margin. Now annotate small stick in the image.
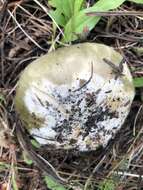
[86,11,143,17]
[103,58,124,77]
[73,62,93,92]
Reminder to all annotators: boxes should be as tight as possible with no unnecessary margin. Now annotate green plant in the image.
[133,77,143,87]
[23,152,33,165]
[44,176,68,190]
[49,0,143,43]
[98,179,115,190]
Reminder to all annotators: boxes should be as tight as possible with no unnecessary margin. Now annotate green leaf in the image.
[63,0,126,42]
[62,0,74,19]
[23,152,33,165]
[49,0,76,20]
[87,0,126,11]
[31,139,41,148]
[133,77,143,87]
[74,0,85,14]
[50,9,66,27]
[128,0,143,3]
[44,176,67,190]
[49,0,68,26]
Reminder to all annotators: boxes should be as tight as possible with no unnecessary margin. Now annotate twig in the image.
[113,171,143,179]
[86,11,143,17]
[84,155,106,190]
[73,62,93,92]
[95,32,143,42]
[103,58,124,77]
[133,105,143,136]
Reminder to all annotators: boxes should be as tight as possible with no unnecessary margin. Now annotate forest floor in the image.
[0,1,143,190]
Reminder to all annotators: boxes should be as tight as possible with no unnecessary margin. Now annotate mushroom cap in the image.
[15,43,135,151]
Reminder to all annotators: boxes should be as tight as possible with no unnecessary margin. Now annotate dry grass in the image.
[0,0,143,189]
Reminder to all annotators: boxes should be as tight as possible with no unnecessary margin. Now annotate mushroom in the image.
[15,43,135,152]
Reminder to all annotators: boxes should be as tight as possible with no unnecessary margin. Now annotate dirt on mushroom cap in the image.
[15,43,135,151]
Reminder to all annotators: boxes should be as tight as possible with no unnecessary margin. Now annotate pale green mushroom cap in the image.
[15,43,135,151]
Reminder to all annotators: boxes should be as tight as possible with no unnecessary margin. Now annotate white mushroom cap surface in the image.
[15,43,135,151]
